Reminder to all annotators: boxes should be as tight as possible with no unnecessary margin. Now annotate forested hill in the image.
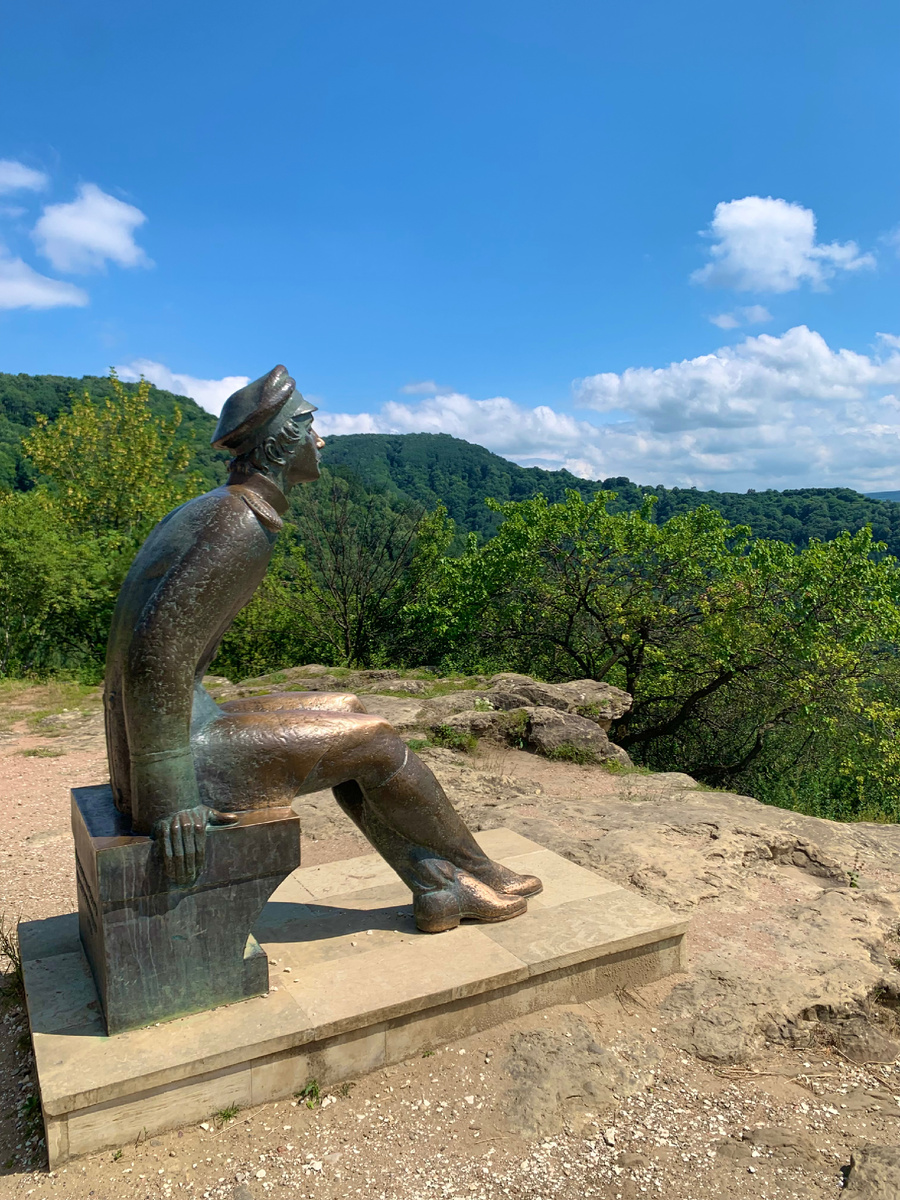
[321,431,900,555]
[0,371,225,490]
[4,371,900,555]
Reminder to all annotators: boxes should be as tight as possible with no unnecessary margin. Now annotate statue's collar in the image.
[234,473,289,516]
[225,471,290,533]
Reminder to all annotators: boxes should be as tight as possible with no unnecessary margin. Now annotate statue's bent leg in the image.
[192,709,540,931]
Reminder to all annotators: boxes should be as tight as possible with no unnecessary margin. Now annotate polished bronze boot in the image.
[471,859,543,899]
[411,858,528,933]
[332,783,529,932]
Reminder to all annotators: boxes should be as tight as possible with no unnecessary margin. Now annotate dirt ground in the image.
[1,685,899,1200]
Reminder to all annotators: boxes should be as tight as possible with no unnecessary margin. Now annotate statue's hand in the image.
[153,806,240,888]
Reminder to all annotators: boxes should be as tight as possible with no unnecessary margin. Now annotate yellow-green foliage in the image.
[1,372,206,676]
[23,371,204,538]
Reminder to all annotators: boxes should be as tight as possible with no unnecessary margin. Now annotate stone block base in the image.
[21,829,687,1166]
[72,785,301,1033]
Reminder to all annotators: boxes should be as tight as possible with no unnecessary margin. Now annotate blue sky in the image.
[2,0,900,491]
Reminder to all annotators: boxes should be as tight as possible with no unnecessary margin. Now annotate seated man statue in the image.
[104,365,541,933]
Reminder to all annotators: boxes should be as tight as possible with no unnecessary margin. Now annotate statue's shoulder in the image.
[223,484,284,533]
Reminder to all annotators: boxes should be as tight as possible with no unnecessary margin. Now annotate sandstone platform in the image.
[20,828,687,1166]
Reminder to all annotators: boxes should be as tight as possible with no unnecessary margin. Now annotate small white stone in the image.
[256,1168,267,1179]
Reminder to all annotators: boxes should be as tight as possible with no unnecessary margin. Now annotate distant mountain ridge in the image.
[322,431,900,555]
[4,371,900,556]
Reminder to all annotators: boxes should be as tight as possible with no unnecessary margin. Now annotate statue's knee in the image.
[356,715,405,776]
[363,715,397,741]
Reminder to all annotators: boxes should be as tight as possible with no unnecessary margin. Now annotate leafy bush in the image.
[546,742,597,765]
[430,724,477,753]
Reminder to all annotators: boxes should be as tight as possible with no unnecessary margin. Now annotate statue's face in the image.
[284,421,325,486]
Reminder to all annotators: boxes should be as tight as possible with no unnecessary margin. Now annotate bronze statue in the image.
[103,365,541,934]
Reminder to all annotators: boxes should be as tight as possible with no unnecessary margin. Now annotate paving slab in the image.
[21,828,688,1166]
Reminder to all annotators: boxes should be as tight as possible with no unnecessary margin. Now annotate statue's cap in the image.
[211,365,317,455]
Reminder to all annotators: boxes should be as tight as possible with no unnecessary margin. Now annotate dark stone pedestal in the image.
[71,785,301,1035]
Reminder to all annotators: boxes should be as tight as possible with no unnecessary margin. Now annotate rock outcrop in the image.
[207,666,635,763]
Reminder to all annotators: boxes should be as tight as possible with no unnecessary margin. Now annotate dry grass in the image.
[0,913,24,1009]
[0,677,102,734]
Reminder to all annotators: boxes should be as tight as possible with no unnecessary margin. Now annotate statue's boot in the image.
[409,857,527,933]
[332,781,533,930]
[335,760,542,900]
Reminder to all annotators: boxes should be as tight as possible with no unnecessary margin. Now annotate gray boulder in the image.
[488,673,632,729]
[844,1146,900,1197]
[500,1014,659,1136]
[416,691,497,724]
[526,705,632,763]
[437,710,504,739]
[431,704,631,764]
[357,694,430,731]
[832,1015,900,1065]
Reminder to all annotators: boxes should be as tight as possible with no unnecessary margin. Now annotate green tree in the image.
[285,470,454,668]
[22,371,205,540]
[216,470,455,675]
[417,490,900,816]
[0,490,110,676]
[1,372,208,678]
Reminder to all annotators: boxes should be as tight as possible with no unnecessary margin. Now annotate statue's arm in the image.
[121,505,251,835]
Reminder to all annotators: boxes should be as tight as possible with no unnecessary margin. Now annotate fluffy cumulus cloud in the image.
[313,327,900,492]
[116,360,250,416]
[33,183,150,273]
[692,197,874,293]
[0,249,88,309]
[0,159,48,195]
[573,326,900,489]
[315,388,602,476]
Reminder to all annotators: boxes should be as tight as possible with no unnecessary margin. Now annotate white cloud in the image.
[316,390,599,474]
[0,249,88,309]
[33,183,151,273]
[692,197,874,293]
[116,360,250,416]
[0,160,48,195]
[315,327,900,492]
[400,380,446,395]
[709,305,772,330]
